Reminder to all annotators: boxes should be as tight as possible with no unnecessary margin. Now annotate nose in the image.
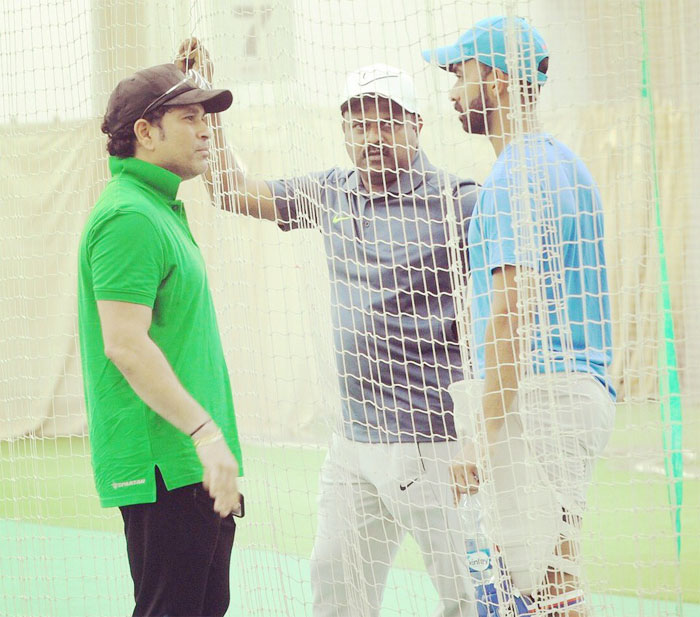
[198,118,211,140]
[364,122,381,144]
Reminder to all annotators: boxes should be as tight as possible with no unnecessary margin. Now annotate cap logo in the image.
[357,68,401,86]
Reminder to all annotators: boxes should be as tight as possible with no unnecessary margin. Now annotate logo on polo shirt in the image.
[112,478,146,490]
[333,214,352,224]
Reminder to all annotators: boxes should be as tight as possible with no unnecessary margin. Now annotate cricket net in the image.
[0,1,698,616]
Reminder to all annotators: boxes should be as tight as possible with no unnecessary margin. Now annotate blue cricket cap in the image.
[421,16,549,85]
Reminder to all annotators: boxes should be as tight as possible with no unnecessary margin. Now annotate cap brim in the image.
[165,87,233,114]
[421,45,472,69]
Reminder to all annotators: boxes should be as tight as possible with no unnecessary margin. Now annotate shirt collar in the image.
[346,150,438,197]
[109,156,182,201]
[500,132,552,158]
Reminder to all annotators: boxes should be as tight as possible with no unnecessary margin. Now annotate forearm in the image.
[205,112,244,212]
[205,113,276,220]
[105,336,210,436]
[481,312,520,437]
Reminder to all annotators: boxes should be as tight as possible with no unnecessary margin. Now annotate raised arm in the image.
[176,38,276,221]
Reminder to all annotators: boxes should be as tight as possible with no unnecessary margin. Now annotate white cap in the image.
[342,63,419,114]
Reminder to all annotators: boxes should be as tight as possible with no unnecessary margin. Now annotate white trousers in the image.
[451,374,615,595]
[310,435,477,617]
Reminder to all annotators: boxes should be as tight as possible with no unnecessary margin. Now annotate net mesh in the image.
[1,1,698,616]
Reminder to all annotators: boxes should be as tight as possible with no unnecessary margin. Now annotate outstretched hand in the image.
[175,37,214,83]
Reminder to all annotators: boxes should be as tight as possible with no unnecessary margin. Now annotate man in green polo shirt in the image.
[78,63,243,617]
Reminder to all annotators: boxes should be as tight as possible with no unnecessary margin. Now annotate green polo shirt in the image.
[78,156,242,508]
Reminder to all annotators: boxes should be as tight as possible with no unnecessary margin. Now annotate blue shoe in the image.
[475,578,535,616]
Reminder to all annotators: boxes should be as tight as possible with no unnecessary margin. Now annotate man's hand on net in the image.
[175,37,214,83]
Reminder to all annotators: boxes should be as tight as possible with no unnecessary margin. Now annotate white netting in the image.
[1,1,698,616]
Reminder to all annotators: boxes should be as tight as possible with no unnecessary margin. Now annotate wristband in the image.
[193,429,224,448]
[189,418,213,437]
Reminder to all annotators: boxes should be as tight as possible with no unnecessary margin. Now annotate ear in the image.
[133,118,159,151]
[491,68,510,97]
[416,114,424,134]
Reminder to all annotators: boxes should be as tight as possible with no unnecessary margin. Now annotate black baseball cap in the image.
[103,63,233,135]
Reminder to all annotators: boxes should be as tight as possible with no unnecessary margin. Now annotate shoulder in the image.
[273,166,347,194]
[86,185,161,244]
[97,176,160,215]
[552,139,598,184]
[450,175,478,219]
[493,149,523,182]
[419,160,479,222]
[488,147,543,196]
[548,136,576,159]
[321,166,354,190]
[476,166,511,217]
[449,174,478,195]
[421,159,477,200]
[299,167,347,187]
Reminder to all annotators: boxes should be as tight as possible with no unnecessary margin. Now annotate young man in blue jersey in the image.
[423,16,616,617]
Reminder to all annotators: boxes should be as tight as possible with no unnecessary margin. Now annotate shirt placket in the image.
[168,199,198,246]
[350,192,369,239]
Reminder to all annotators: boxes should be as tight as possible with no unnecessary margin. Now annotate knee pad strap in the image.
[536,589,585,613]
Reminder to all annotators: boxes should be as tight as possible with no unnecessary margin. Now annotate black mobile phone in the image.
[232,493,245,518]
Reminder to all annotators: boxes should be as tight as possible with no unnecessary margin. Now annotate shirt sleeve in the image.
[452,179,479,273]
[482,171,538,272]
[267,170,334,232]
[87,211,164,307]
[454,179,478,241]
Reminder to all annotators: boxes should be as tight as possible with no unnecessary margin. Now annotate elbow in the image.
[103,342,121,363]
[491,310,518,335]
[103,342,128,366]
[103,338,141,372]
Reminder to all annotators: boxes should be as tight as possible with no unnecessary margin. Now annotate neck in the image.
[358,169,399,193]
[488,102,539,157]
[133,149,167,172]
[133,150,192,182]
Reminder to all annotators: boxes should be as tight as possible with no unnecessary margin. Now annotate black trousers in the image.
[119,468,236,617]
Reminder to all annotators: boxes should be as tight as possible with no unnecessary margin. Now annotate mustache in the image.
[363,145,393,158]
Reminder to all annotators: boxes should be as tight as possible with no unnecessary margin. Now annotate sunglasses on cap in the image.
[140,68,212,119]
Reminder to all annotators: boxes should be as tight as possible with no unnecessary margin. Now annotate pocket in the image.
[370,443,423,499]
[165,484,216,555]
[191,484,237,540]
[193,484,216,512]
[416,441,457,508]
[193,485,238,531]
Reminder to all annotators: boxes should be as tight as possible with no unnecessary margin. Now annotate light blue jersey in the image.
[468,134,615,398]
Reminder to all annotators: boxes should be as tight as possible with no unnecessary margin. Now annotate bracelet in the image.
[193,429,224,448]
[189,418,212,437]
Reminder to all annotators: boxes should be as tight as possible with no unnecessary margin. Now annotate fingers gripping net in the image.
[1,1,699,617]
